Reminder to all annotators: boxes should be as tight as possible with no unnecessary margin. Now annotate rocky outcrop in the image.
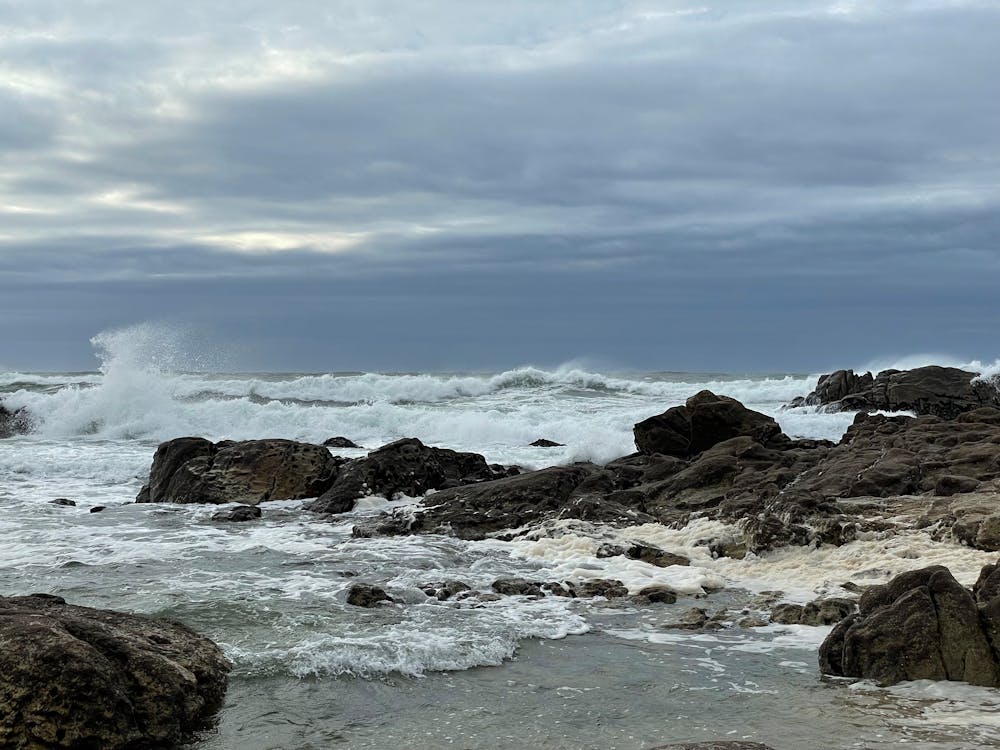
[819,564,1000,686]
[136,437,341,504]
[0,594,230,749]
[0,403,31,438]
[634,391,785,458]
[795,366,1000,418]
[304,437,510,514]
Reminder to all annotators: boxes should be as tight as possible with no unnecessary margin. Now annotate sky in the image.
[1,0,998,372]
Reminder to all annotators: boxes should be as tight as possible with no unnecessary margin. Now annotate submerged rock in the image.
[211,505,262,522]
[49,498,76,507]
[137,437,340,505]
[0,594,230,749]
[305,437,505,515]
[819,564,1000,686]
[647,743,775,750]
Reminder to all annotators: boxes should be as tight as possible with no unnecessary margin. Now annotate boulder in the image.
[136,437,339,505]
[346,584,394,608]
[492,578,543,597]
[323,436,361,448]
[634,391,785,458]
[797,366,1000,418]
[819,565,1000,686]
[0,403,31,438]
[770,598,856,626]
[0,594,230,749]
[420,580,472,601]
[304,438,504,515]
[211,505,262,522]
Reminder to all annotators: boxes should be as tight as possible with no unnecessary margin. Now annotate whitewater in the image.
[2,325,1000,749]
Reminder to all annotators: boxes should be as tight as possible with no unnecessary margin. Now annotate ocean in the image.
[2,327,1000,749]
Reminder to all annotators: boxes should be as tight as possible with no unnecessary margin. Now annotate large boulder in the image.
[0,403,31,438]
[304,437,507,514]
[0,594,230,749]
[797,366,1000,418]
[819,565,1000,686]
[634,391,785,458]
[136,437,340,504]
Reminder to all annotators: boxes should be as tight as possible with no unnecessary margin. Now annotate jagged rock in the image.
[634,391,785,458]
[819,565,1000,686]
[136,437,339,505]
[346,584,394,608]
[305,438,503,514]
[0,403,31,438]
[211,505,262,522]
[420,580,472,601]
[530,438,564,447]
[798,366,1000,419]
[323,436,361,448]
[770,598,856,626]
[0,594,230,749]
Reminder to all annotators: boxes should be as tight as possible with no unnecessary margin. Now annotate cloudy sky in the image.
[1,0,998,372]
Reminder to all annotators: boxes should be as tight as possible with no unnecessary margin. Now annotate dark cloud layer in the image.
[1,1,998,371]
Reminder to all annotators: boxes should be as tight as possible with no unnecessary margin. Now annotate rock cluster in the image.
[0,594,230,749]
[819,563,1000,687]
[792,365,1000,418]
[0,402,31,438]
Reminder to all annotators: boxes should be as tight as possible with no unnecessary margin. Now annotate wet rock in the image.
[50,498,76,507]
[575,579,628,598]
[491,578,543,597]
[137,437,340,505]
[770,598,856,626]
[597,542,689,567]
[819,565,1000,686]
[530,438,564,447]
[89,506,106,513]
[0,594,231,749]
[634,390,785,458]
[323,436,361,448]
[541,582,576,598]
[346,584,394,608]
[647,743,775,750]
[633,586,677,604]
[662,607,711,630]
[419,580,472,601]
[738,616,767,628]
[0,403,31,438]
[211,505,262,522]
[305,438,503,515]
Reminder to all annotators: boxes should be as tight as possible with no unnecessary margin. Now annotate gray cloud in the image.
[1,1,998,370]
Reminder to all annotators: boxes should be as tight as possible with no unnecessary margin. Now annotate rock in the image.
[530,438,564,447]
[492,578,543,597]
[89,506,106,513]
[634,585,677,604]
[771,598,856,626]
[323,436,361,448]
[662,608,711,630]
[50,498,76,507]
[305,438,503,515]
[819,565,1000,686]
[0,594,230,749]
[0,403,31,438]
[598,542,690,567]
[211,505,262,522]
[575,579,628,598]
[634,391,785,458]
[137,437,339,505]
[935,474,981,496]
[420,580,472,601]
[346,584,394,608]
[796,366,1000,419]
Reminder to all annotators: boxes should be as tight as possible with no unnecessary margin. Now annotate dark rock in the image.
[0,403,32,438]
[634,585,677,604]
[346,584,394,608]
[137,437,340,505]
[530,438,564,447]
[211,505,262,522]
[771,598,856,626]
[50,498,76,507]
[89,506,106,513]
[619,543,689,567]
[541,582,576,598]
[323,436,361,449]
[491,578,543,597]
[0,594,230,749]
[574,579,628,598]
[634,391,785,458]
[419,580,472,601]
[797,366,1000,419]
[646,743,775,750]
[819,565,1000,686]
[305,438,502,515]
[662,608,710,630]
[934,474,981,496]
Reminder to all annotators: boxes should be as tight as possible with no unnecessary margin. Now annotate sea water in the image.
[2,325,999,749]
